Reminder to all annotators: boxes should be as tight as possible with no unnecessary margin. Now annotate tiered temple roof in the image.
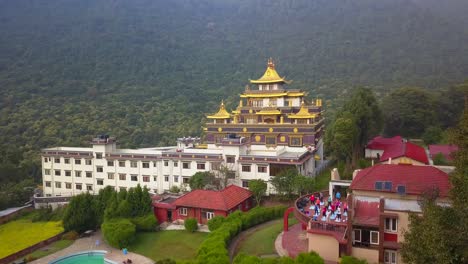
[204,58,325,148]
[249,58,290,84]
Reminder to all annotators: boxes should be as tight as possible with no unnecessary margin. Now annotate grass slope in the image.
[128,230,208,261]
[0,218,63,258]
[236,218,298,257]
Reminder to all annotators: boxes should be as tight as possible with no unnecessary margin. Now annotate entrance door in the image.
[167,210,172,222]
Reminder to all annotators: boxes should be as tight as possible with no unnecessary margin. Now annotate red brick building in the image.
[153,185,253,224]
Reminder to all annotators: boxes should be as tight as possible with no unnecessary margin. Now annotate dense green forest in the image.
[1,0,468,208]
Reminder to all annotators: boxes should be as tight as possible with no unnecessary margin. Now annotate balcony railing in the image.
[308,221,348,244]
[295,192,349,244]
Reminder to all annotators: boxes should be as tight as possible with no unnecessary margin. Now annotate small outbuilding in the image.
[153,185,253,224]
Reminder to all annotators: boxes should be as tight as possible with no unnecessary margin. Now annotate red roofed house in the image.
[306,164,450,263]
[153,185,253,224]
[365,136,429,165]
[428,144,459,162]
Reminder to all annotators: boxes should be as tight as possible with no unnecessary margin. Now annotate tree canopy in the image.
[248,179,267,206]
[402,98,468,263]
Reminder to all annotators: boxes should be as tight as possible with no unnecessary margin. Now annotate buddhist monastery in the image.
[39,59,325,201]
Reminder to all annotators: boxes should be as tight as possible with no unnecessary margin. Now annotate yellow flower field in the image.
[0,218,64,259]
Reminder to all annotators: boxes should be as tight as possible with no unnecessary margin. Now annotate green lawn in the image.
[25,239,74,260]
[0,218,64,258]
[128,230,208,261]
[236,217,298,257]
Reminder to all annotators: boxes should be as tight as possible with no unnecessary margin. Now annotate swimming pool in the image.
[49,250,118,264]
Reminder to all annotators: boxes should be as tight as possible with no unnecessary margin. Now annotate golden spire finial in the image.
[267,57,275,69]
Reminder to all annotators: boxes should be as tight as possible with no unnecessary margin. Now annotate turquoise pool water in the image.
[49,250,117,264]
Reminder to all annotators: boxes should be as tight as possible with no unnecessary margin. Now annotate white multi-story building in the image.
[40,59,325,197]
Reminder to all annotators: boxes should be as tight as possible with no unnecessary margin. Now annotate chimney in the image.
[352,169,361,180]
[331,168,340,181]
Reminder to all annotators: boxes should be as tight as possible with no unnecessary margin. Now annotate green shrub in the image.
[131,213,158,231]
[207,216,225,231]
[184,218,198,232]
[340,256,368,264]
[169,185,180,193]
[101,218,136,248]
[32,206,53,222]
[62,231,79,240]
[295,251,324,264]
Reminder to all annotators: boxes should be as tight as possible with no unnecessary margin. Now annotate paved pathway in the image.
[29,231,154,264]
[279,223,308,258]
[160,223,210,232]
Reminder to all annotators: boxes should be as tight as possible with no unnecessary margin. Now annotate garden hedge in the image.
[195,205,287,264]
[207,215,225,231]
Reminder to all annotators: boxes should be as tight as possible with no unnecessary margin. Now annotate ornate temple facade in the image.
[40,59,325,197]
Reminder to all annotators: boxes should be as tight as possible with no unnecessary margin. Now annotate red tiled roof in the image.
[429,144,459,161]
[351,164,451,197]
[366,136,429,164]
[353,200,380,226]
[173,185,253,211]
[366,136,402,150]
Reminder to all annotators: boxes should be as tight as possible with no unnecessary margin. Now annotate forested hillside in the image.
[0,0,468,206]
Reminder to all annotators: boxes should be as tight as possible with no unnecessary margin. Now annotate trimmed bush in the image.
[340,256,368,264]
[295,252,324,264]
[102,218,136,248]
[184,218,198,232]
[207,216,225,231]
[131,213,158,231]
[196,206,287,264]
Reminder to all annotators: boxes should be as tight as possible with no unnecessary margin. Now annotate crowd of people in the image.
[297,191,348,223]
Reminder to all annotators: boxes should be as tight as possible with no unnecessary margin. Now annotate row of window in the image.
[352,218,398,248]
[45,173,189,184]
[44,157,156,168]
[163,161,206,170]
[45,157,212,170]
[44,157,93,165]
[45,169,93,178]
[178,208,215,220]
[44,181,156,193]
[241,165,268,173]
[353,229,379,246]
[45,181,93,191]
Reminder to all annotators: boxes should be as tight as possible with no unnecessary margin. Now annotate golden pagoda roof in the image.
[288,101,316,119]
[240,91,305,98]
[207,100,231,119]
[250,58,290,84]
[255,108,281,115]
